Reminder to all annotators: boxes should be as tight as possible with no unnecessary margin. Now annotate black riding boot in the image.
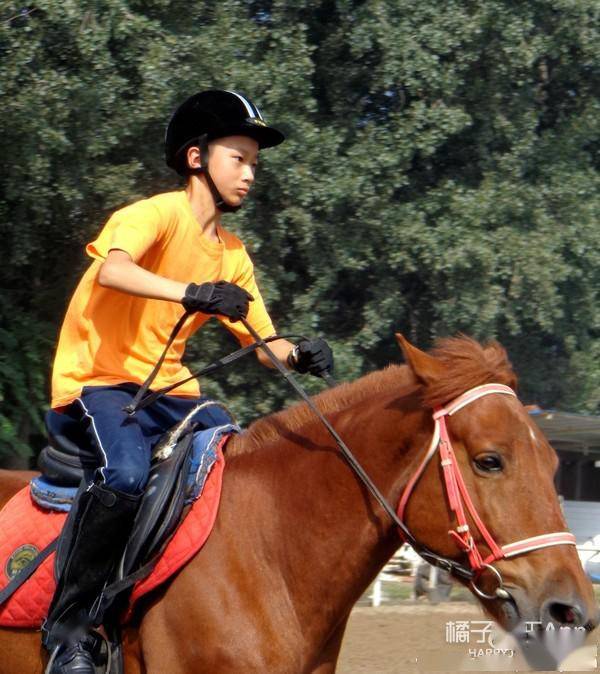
[42,483,140,674]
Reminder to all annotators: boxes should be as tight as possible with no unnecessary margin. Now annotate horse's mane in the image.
[233,335,517,455]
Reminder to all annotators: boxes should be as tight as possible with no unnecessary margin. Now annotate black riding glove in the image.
[182,281,254,321]
[288,338,334,377]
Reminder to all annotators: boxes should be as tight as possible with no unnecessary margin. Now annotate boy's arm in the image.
[256,337,334,377]
[101,251,295,367]
[98,249,187,302]
[100,251,333,376]
[255,337,295,369]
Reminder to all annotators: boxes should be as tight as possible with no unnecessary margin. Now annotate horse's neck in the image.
[227,389,428,638]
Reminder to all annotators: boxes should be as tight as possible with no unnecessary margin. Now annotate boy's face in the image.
[207,135,259,207]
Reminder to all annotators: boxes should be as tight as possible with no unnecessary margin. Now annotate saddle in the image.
[38,409,98,487]
[37,406,233,582]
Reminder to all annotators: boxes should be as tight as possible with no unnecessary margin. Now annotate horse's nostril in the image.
[543,600,584,627]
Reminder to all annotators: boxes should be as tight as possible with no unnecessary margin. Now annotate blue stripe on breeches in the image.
[72,383,233,495]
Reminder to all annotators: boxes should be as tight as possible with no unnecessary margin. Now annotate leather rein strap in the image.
[126,314,576,594]
[123,310,308,415]
[125,312,445,564]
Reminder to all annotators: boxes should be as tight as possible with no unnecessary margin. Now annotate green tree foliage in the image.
[0,0,598,464]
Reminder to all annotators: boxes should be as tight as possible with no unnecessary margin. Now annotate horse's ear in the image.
[395,333,447,384]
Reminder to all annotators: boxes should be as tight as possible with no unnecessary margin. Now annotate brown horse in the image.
[0,334,597,673]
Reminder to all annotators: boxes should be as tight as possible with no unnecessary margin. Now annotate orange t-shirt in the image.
[51,191,276,408]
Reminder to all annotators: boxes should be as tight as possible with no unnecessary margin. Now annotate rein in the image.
[128,314,576,599]
[123,310,308,414]
[135,314,475,579]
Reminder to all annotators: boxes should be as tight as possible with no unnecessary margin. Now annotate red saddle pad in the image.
[0,441,226,628]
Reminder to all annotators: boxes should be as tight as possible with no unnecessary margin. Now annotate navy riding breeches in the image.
[57,383,233,495]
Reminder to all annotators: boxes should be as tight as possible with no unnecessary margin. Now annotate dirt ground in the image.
[337,602,599,674]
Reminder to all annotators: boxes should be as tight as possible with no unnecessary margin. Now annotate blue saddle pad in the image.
[30,423,239,512]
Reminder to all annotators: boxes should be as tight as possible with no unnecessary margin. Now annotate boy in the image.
[43,89,333,673]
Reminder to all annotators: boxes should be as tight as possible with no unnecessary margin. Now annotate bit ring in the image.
[470,563,509,600]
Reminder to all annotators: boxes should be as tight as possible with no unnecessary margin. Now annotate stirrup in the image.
[44,644,61,674]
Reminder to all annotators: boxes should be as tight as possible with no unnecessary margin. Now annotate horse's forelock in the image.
[420,336,518,409]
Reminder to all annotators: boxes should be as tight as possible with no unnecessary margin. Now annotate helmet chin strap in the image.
[190,134,241,214]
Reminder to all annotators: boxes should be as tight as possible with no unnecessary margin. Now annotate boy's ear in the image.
[186,146,202,171]
[395,333,447,385]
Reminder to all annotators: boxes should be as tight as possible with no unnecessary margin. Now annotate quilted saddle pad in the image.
[0,441,226,628]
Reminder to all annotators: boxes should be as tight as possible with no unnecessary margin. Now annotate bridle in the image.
[397,383,576,600]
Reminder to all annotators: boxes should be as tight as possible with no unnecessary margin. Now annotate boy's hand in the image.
[288,338,334,377]
[182,281,254,321]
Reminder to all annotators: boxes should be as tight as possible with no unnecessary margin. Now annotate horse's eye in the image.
[474,454,503,473]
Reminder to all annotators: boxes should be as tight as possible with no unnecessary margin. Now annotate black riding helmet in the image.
[165,90,285,212]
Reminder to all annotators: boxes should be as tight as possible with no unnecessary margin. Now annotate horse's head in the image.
[395,334,598,643]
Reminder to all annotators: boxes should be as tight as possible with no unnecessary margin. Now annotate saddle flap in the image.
[119,431,196,579]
